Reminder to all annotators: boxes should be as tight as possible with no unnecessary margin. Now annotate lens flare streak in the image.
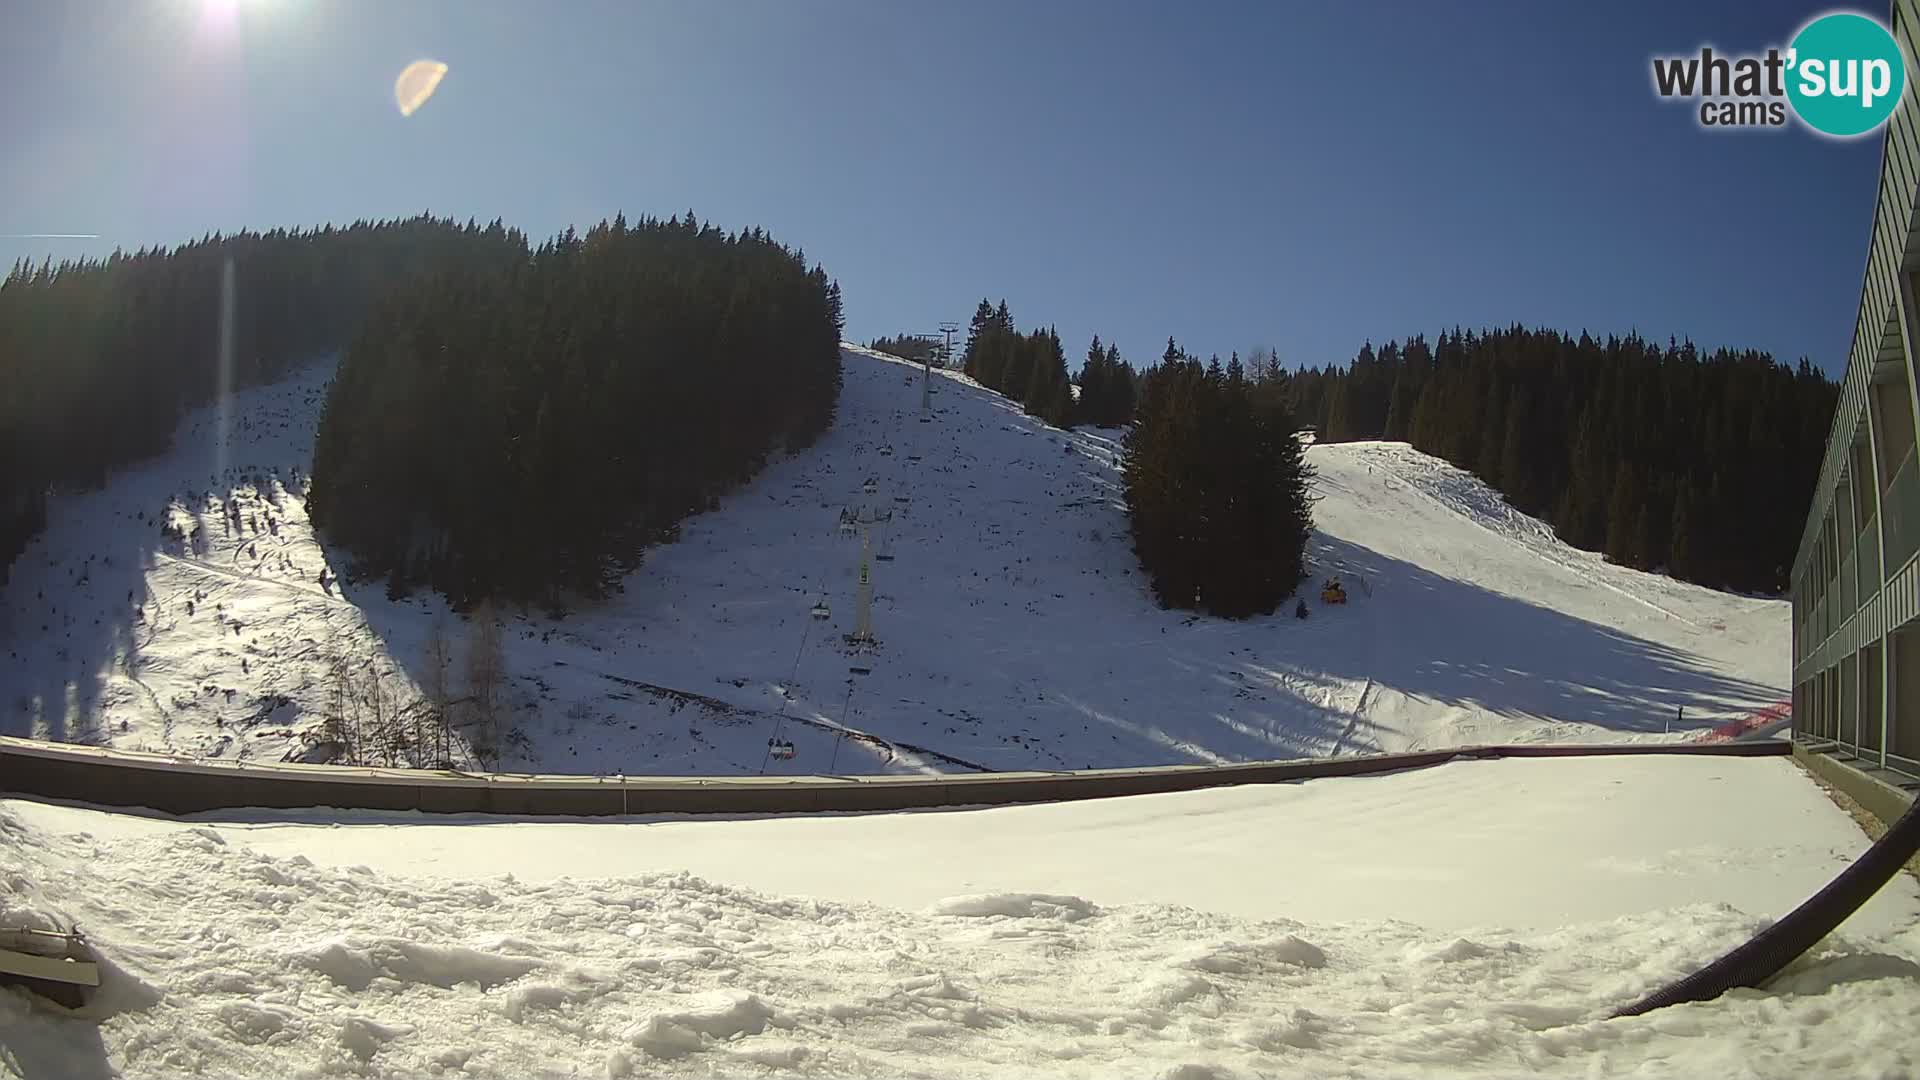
[395,60,448,117]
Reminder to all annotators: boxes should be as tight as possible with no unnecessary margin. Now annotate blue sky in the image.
[0,1,1886,374]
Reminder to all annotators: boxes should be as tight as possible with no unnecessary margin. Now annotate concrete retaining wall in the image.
[0,735,1790,818]
[1792,739,1917,828]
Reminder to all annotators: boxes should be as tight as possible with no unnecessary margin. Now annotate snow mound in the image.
[1338,440,1560,548]
[215,1000,301,1045]
[622,990,793,1060]
[1405,936,1513,964]
[1133,971,1222,1009]
[927,892,1097,921]
[297,935,541,990]
[1180,935,1328,973]
[2,778,1918,1077]
[338,1015,417,1062]
[1234,1009,1326,1051]
[0,861,161,1023]
[499,969,619,1022]
[1157,1064,1239,1080]
[724,1042,813,1069]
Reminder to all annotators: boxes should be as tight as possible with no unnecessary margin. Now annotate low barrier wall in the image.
[1693,701,1793,743]
[0,735,1789,818]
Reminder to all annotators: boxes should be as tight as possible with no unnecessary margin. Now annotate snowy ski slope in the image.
[0,346,1787,774]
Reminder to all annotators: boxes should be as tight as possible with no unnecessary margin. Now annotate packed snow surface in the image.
[0,346,1786,774]
[4,755,1917,1078]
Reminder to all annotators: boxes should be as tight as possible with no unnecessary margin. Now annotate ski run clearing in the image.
[0,345,1786,775]
[3,754,1918,1079]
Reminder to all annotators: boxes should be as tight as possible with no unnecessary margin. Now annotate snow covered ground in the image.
[4,754,1916,1079]
[0,346,1787,775]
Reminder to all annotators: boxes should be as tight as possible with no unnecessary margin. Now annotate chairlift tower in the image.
[852,523,876,643]
[919,332,937,413]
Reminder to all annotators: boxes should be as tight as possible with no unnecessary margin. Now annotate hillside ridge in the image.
[0,347,1786,773]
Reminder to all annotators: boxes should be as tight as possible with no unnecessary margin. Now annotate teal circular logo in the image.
[1787,13,1907,137]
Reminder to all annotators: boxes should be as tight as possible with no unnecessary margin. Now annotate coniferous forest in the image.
[2,222,1833,613]
[0,216,518,587]
[961,300,1309,617]
[1075,332,1140,428]
[307,213,844,609]
[1124,342,1315,617]
[960,299,1138,428]
[1279,327,1837,594]
[866,334,941,363]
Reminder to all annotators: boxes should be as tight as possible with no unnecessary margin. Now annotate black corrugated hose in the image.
[1614,792,1920,1017]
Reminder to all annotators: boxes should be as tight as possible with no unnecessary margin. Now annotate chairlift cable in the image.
[756,611,815,775]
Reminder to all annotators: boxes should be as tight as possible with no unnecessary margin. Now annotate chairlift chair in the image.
[811,600,831,620]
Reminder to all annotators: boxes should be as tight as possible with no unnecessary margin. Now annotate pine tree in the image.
[1498,391,1532,507]
[1081,334,1108,424]
[1631,503,1656,572]
[1123,341,1313,618]
[1476,383,1507,485]
[1605,470,1638,565]
[1670,486,1697,580]
[962,299,995,379]
[1323,379,1351,441]
[1108,343,1135,423]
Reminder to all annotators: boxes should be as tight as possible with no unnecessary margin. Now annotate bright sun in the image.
[196,0,255,33]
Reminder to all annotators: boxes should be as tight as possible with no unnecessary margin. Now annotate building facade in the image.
[1792,0,1920,785]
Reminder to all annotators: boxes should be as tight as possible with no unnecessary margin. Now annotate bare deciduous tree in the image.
[1246,345,1283,383]
[422,614,453,767]
[305,649,461,769]
[465,600,505,769]
[327,654,354,763]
